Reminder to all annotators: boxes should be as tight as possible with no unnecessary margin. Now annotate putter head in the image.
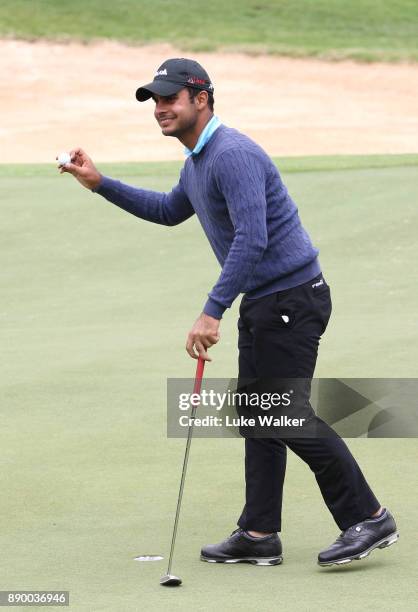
[160,574,182,587]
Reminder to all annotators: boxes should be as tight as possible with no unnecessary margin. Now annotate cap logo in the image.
[187,76,206,86]
[155,69,167,77]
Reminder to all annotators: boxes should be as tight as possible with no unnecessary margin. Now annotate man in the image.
[59,58,398,567]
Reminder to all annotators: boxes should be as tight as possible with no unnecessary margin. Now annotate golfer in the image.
[60,58,398,567]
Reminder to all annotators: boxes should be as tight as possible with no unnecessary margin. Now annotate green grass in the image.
[1,153,417,179]
[1,156,417,610]
[1,0,418,62]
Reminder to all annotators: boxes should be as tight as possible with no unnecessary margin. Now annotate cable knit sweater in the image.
[94,125,321,318]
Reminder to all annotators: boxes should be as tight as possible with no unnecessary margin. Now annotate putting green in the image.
[1,158,417,610]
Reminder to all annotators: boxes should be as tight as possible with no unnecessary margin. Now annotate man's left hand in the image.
[186,313,221,361]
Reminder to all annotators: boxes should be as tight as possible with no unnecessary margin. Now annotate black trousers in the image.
[236,273,380,532]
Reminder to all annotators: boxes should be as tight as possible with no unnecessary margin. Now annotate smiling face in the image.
[153,88,199,136]
[152,88,212,149]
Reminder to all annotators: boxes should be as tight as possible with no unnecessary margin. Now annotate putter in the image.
[160,356,206,587]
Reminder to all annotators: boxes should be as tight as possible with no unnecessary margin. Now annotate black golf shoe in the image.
[318,508,399,566]
[201,528,283,566]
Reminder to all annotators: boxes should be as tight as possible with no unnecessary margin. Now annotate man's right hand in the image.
[57,147,102,190]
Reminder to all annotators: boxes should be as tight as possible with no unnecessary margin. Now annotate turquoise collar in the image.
[184,116,221,157]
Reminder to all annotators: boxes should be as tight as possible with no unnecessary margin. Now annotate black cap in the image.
[136,58,214,102]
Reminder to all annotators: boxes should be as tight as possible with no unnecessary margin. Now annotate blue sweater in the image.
[94,125,321,319]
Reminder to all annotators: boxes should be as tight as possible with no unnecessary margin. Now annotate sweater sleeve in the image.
[204,149,268,319]
[93,170,195,227]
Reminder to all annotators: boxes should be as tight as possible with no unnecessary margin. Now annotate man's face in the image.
[153,88,199,138]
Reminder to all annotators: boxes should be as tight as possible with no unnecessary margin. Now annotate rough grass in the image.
[1,0,417,62]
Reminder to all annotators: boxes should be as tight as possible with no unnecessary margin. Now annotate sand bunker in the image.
[1,39,417,163]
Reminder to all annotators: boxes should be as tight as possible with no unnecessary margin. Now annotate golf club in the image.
[160,356,206,587]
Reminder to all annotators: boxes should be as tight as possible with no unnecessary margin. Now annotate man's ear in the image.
[196,90,209,109]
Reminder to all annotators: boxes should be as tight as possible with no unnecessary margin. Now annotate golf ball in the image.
[57,152,71,166]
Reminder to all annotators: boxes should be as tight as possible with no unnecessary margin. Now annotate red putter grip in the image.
[193,357,205,395]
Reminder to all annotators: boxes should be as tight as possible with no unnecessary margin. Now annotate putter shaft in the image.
[165,357,205,578]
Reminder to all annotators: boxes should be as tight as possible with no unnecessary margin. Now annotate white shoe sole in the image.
[200,554,283,566]
[318,531,399,567]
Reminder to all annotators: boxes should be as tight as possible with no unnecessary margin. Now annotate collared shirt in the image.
[184,115,222,157]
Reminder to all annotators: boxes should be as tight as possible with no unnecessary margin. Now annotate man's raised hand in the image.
[57,147,102,190]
